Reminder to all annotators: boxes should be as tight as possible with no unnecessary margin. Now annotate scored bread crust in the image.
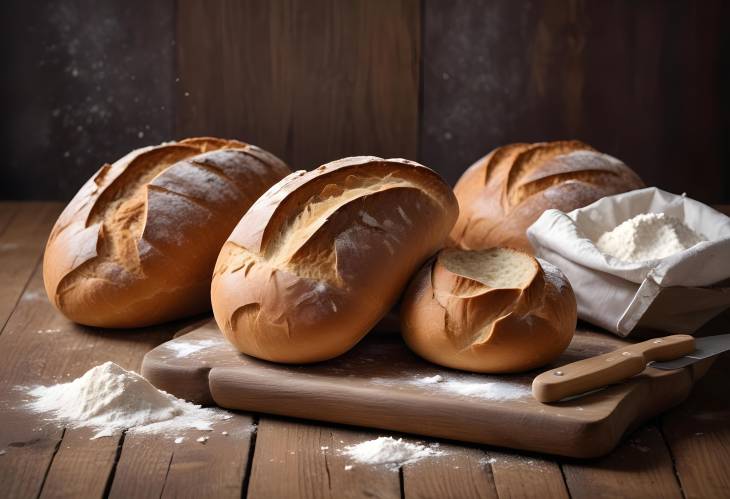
[450,140,644,253]
[211,156,459,363]
[43,137,290,328]
[401,248,577,373]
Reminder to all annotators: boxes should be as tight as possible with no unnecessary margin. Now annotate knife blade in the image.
[532,333,730,403]
[650,333,730,370]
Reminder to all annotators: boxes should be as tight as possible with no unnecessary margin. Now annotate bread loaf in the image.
[211,156,459,363]
[44,137,290,328]
[401,247,576,373]
[450,141,644,253]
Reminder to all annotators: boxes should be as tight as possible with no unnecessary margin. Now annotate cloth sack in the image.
[526,187,730,337]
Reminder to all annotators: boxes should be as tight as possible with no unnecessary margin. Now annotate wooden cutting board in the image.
[141,319,712,458]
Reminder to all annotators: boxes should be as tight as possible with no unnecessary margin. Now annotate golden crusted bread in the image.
[211,156,459,363]
[450,140,644,253]
[401,247,576,373]
[43,137,290,328]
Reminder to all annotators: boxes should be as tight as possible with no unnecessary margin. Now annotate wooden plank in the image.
[176,0,420,171]
[662,354,730,499]
[0,203,63,499]
[0,423,62,499]
[109,413,254,499]
[561,425,683,499]
[0,264,76,499]
[0,263,186,499]
[0,202,61,332]
[420,0,729,202]
[402,444,498,499]
[108,434,172,499]
[146,323,702,458]
[1,0,176,200]
[157,414,254,499]
[246,418,401,498]
[485,451,569,499]
[0,202,19,236]
[403,447,569,499]
[39,428,122,499]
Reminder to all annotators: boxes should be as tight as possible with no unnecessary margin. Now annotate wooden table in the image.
[0,201,728,499]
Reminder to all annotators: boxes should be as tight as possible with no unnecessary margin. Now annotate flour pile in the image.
[26,362,229,439]
[342,437,443,470]
[595,212,705,262]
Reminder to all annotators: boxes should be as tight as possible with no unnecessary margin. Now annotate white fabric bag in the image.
[526,187,730,337]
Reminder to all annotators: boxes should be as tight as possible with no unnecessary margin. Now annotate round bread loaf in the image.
[43,137,290,328]
[450,140,644,253]
[401,247,576,373]
[211,156,459,363]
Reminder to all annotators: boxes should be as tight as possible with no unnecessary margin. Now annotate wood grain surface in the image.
[247,418,402,498]
[142,321,711,458]
[4,1,727,203]
[0,203,19,234]
[0,203,728,498]
[562,426,683,499]
[0,203,60,330]
[403,443,498,499]
[662,354,730,498]
[39,428,121,499]
[420,0,729,198]
[176,0,420,171]
[485,450,569,499]
[0,266,181,498]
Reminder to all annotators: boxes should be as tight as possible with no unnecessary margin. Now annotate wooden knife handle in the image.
[532,334,695,403]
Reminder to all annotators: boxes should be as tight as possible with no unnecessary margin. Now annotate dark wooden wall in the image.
[421,0,730,197]
[1,0,176,199]
[2,0,728,202]
[176,0,420,172]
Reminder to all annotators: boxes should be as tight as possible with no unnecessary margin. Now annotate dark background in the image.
[2,0,728,202]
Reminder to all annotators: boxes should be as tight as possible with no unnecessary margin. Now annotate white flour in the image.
[342,437,443,470]
[415,375,443,384]
[439,380,527,399]
[595,212,705,262]
[24,362,229,439]
[400,375,529,401]
[163,338,219,358]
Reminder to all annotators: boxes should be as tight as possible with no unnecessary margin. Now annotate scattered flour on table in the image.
[23,362,230,439]
[20,289,47,302]
[595,212,705,262]
[415,375,443,384]
[406,375,529,401]
[342,437,444,470]
[36,328,61,334]
[162,339,219,358]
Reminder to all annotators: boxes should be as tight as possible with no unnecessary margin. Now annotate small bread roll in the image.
[450,140,644,253]
[44,137,290,328]
[212,156,459,364]
[401,247,576,373]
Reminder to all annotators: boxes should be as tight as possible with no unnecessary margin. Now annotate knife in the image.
[532,334,730,403]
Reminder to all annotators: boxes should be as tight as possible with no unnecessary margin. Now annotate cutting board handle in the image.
[532,334,695,403]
